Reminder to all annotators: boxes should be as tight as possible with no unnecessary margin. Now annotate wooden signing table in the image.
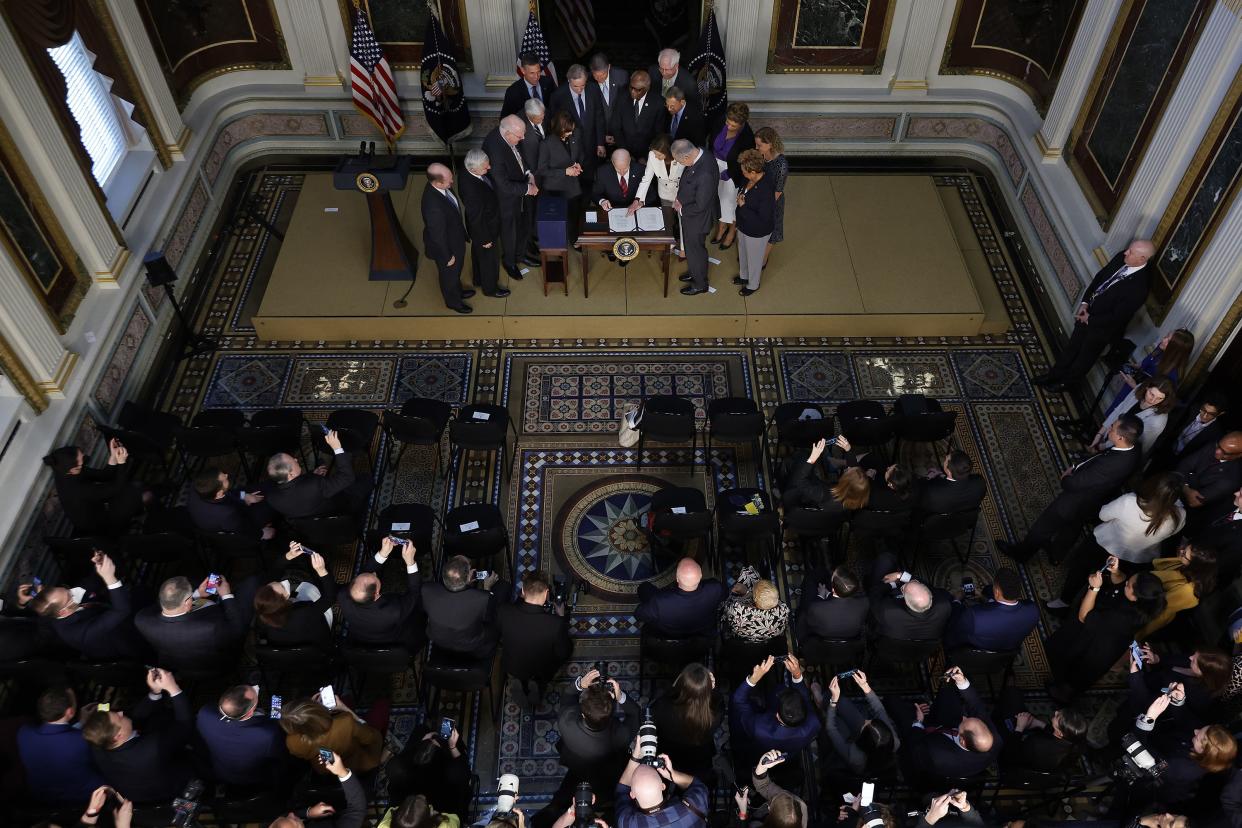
[574,206,678,298]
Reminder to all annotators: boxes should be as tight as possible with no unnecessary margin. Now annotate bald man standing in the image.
[1034,239,1155,391]
[421,163,473,313]
[634,557,727,638]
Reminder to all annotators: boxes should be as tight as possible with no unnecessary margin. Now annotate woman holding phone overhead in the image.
[253,542,337,648]
[279,693,390,774]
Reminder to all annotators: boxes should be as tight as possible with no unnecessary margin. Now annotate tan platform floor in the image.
[253,171,1005,341]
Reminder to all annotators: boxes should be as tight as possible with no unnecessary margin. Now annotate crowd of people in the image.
[423,48,790,313]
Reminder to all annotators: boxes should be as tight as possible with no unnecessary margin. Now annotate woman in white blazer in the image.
[1091,374,1175,456]
[634,133,685,258]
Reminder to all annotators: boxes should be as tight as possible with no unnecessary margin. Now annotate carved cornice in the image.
[0,329,47,413]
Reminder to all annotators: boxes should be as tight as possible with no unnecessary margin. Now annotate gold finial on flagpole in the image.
[352,0,361,9]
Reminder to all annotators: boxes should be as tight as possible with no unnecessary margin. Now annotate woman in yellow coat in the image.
[1137,541,1218,639]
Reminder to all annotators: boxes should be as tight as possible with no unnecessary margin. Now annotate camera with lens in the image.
[573,782,595,828]
[1112,732,1166,785]
[171,779,205,827]
[496,773,520,816]
[636,710,664,768]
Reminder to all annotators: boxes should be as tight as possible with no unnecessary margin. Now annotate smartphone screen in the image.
[1130,640,1144,666]
[860,782,875,807]
[475,570,489,580]
[440,716,454,740]
[319,684,337,709]
[270,695,282,719]
[962,578,975,595]
[205,573,221,596]
[318,748,333,763]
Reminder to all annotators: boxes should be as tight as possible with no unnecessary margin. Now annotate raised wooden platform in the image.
[252,172,1005,341]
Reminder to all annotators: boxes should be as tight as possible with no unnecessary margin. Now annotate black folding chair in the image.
[237,408,307,484]
[313,409,381,468]
[782,507,849,567]
[946,645,1021,698]
[449,403,514,497]
[636,395,698,474]
[894,395,958,459]
[443,503,512,581]
[638,632,713,698]
[421,647,501,726]
[339,642,415,701]
[715,488,781,578]
[836,400,901,464]
[383,397,453,477]
[769,402,834,456]
[915,508,981,564]
[706,397,766,471]
[175,410,246,480]
[797,635,866,678]
[866,634,941,684]
[645,486,714,571]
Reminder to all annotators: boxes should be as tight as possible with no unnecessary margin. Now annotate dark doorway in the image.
[1200,318,1242,430]
[540,0,700,74]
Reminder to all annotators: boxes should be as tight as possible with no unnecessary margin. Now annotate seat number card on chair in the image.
[472,411,491,420]
[391,522,411,531]
[671,507,687,514]
[459,521,480,532]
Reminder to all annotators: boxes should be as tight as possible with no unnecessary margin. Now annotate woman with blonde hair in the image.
[753,126,787,269]
[279,695,388,773]
[722,565,790,643]
[1105,328,1194,418]
[782,439,872,513]
[708,102,755,250]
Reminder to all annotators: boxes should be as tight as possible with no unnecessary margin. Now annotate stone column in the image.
[1103,2,1242,250]
[274,0,345,89]
[0,252,76,401]
[0,18,128,284]
[1036,0,1123,162]
[99,0,187,158]
[717,0,764,90]
[463,0,519,90]
[890,0,951,91]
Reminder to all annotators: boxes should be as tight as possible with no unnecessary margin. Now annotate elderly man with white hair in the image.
[670,138,718,295]
[483,114,540,281]
[867,560,952,641]
[592,148,648,213]
[648,47,699,107]
[458,148,508,298]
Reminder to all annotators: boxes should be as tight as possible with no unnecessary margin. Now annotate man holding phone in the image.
[730,655,820,775]
[421,554,508,657]
[261,429,371,522]
[942,568,1038,653]
[900,666,1001,784]
[268,750,366,828]
[340,536,425,651]
[134,574,250,673]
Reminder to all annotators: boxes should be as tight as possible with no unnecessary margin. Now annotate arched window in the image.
[47,31,140,187]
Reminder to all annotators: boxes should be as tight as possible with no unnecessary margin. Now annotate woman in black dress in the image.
[253,542,337,648]
[1047,563,1166,700]
[649,662,725,781]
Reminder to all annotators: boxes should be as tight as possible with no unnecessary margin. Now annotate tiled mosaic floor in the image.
[143,167,1113,810]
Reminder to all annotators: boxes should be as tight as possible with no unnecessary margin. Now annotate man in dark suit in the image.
[869,567,953,641]
[274,751,367,828]
[664,87,706,146]
[188,466,273,539]
[34,550,146,660]
[501,51,555,118]
[649,48,700,108]
[459,149,508,298]
[671,139,717,295]
[483,115,539,281]
[1188,490,1242,580]
[261,429,367,521]
[340,537,424,651]
[794,564,870,642]
[134,575,248,671]
[196,684,288,790]
[1034,240,1155,390]
[1151,390,1229,471]
[917,451,987,515]
[635,557,727,637]
[592,149,648,212]
[421,162,474,314]
[550,64,607,181]
[518,98,547,173]
[497,572,572,710]
[421,554,507,656]
[555,667,642,809]
[998,414,1145,562]
[730,654,820,770]
[588,53,628,151]
[614,70,662,160]
[83,667,193,804]
[992,688,1087,773]
[17,686,106,804]
[1176,431,1242,527]
[898,666,1001,782]
[943,568,1038,653]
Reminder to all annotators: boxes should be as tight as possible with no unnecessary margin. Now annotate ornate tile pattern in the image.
[285,357,396,406]
[906,115,1026,186]
[971,402,1062,538]
[202,355,292,409]
[951,350,1032,398]
[393,354,472,404]
[93,304,151,414]
[778,350,857,402]
[853,352,960,398]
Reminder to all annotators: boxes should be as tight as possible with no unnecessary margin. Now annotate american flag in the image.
[518,10,557,85]
[350,4,404,143]
[553,0,596,57]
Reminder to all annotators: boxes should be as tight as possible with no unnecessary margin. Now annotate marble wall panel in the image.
[335,0,471,69]
[768,0,894,73]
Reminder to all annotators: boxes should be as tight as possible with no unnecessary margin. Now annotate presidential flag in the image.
[420,8,471,144]
[350,3,404,142]
[686,6,727,125]
[553,0,596,57]
[518,10,557,84]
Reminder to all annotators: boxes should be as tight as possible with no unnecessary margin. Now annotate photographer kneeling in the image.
[616,746,710,828]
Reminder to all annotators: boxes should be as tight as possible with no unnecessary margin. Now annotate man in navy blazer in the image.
[729,654,820,769]
[900,666,1002,782]
[943,568,1038,653]
[17,686,105,803]
[196,684,289,790]
[634,558,727,638]
[33,551,147,660]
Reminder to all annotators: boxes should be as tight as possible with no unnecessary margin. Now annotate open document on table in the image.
[607,207,666,232]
